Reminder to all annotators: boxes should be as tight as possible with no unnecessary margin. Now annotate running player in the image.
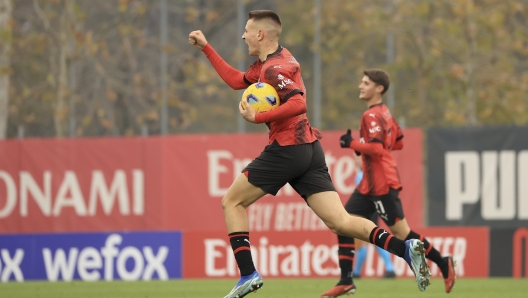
[189,11,431,298]
[321,69,455,298]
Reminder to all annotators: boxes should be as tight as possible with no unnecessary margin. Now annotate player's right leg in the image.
[379,187,455,293]
[368,214,396,278]
[221,173,267,298]
[395,223,456,293]
[306,191,430,292]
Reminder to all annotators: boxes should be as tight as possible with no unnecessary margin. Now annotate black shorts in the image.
[343,188,405,226]
[243,140,335,199]
[367,212,380,224]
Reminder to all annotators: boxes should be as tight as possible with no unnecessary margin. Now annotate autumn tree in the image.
[5,0,528,139]
[0,0,11,139]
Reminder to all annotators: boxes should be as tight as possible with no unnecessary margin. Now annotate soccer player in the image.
[189,11,430,298]
[320,69,456,298]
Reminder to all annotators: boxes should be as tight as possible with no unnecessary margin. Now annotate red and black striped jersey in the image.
[244,46,321,146]
[356,103,404,196]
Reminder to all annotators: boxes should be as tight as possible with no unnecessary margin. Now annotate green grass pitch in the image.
[1,278,527,298]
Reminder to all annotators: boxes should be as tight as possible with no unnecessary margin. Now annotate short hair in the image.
[248,10,282,27]
[363,69,390,95]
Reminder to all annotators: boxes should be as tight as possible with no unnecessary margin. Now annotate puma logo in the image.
[378,231,387,239]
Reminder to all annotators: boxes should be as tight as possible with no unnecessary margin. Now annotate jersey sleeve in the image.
[254,93,307,123]
[244,61,260,85]
[391,118,404,150]
[202,44,249,90]
[263,64,303,103]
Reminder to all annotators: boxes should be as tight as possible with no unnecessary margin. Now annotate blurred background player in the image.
[321,69,455,298]
[190,10,431,298]
[352,156,396,279]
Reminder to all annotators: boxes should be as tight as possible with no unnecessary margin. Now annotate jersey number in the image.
[374,200,386,216]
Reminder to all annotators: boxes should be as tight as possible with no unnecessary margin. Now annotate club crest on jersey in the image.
[371,121,377,126]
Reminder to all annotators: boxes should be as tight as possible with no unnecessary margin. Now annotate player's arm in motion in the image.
[391,120,404,150]
[189,30,248,90]
[189,30,306,124]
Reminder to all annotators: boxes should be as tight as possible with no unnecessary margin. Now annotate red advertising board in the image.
[0,129,422,233]
[182,227,489,278]
[411,227,489,278]
[0,138,164,233]
[163,129,423,232]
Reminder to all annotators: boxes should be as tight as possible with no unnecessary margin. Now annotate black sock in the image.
[406,231,448,278]
[369,227,406,258]
[229,232,255,276]
[337,235,355,285]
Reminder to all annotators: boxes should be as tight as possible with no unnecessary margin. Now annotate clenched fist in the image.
[188,30,208,50]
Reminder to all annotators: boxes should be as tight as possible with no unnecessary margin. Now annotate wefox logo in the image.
[42,234,169,281]
[0,249,24,281]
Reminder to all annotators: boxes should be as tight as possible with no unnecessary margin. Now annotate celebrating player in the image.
[189,11,430,298]
[321,69,455,298]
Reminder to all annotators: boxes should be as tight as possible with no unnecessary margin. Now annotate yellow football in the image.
[241,82,280,113]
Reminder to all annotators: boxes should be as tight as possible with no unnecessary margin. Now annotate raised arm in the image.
[189,30,249,90]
